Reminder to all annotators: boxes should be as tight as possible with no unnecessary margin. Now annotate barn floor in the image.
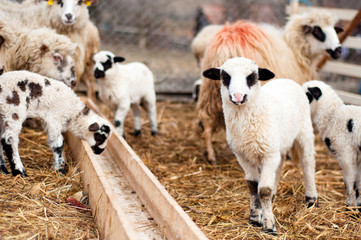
[1,100,361,239]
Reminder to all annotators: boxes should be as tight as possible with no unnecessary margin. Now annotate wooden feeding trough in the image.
[66,98,208,240]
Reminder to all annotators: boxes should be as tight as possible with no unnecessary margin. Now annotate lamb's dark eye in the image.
[221,70,231,88]
[102,59,112,71]
[246,72,257,87]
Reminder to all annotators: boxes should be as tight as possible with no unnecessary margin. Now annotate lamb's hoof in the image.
[151,130,158,136]
[249,219,262,227]
[12,169,28,177]
[306,196,318,208]
[134,130,141,137]
[0,165,9,174]
[262,228,277,236]
[57,168,65,175]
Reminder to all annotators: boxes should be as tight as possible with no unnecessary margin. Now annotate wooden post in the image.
[316,8,361,71]
[290,0,299,14]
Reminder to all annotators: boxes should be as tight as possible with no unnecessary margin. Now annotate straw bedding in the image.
[1,100,361,239]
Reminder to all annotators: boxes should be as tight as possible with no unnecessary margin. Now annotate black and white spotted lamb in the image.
[0,70,112,177]
[303,80,361,207]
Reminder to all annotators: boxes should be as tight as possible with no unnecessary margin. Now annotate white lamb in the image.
[203,57,318,234]
[303,80,361,207]
[0,70,112,177]
[93,51,158,138]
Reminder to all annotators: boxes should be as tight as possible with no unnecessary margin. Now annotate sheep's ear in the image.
[303,25,313,34]
[203,68,221,80]
[113,56,125,63]
[307,87,322,101]
[258,68,275,81]
[334,26,343,34]
[40,44,49,54]
[306,92,314,103]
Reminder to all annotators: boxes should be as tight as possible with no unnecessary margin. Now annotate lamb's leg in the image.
[142,96,158,136]
[201,117,216,165]
[258,153,281,235]
[237,158,262,227]
[1,122,26,177]
[46,126,66,174]
[130,103,142,136]
[356,158,361,207]
[296,122,318,207]
[0,119,8,174]
[338,150,358,207]
[114,102,130,139]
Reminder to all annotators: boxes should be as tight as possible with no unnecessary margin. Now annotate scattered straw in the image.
[0,128,98,239]
[119,100,361,240]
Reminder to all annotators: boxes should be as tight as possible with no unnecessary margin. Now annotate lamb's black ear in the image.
[308,87,322,100]
[334,26,343,34]
[203,68,221,80]
[258,68,275,81]
[113,56,125,63]
[306,92,314,103]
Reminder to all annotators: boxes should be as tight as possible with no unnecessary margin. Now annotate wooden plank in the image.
[84,99,209,240]
[66,132,165,240]
[343,36,361,50]
[336,89,361,106]
[321,61,361,78]
[285,5,358,20]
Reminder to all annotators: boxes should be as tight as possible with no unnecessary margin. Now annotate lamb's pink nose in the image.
[233,93,244,102]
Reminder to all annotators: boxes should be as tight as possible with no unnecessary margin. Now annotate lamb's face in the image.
[304,24,343,59]
[0,36,5,76]
[49,0,90,26]
[203,57,274,105]
[39,49,77,89]
[93,51,125,79]
[86,117,112,155]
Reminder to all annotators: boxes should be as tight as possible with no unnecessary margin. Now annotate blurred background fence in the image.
[13,0,361,97]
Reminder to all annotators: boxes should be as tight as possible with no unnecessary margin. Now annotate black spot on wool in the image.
[53,141,64,159]
[347,119,354,132]
[6,90,20,106]
[324,137,337,155]
[44,79,51,86]
[115,120,121,127]
[28,82,42,99]
[17,79,28,92]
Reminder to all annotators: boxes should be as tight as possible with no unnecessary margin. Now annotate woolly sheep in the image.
[0,70,112,177]
[191,24,223,67]
[0,22,78,88]
[0,0,99,83]
[203,57,318,234]
[303,80,361,207]
[197,10,343,164]
[80,21,100,101]
[93,51,158,138]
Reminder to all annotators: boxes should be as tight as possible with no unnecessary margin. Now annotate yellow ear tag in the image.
[47,0,54,5]
[85,1,91,6]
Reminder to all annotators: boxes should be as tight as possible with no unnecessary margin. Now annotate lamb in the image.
[203,57,318,234]
[0,70,112,177]
[93,51,158,138]
[0,21,78,88]
[303,80,361,207]
[197,10,343,164]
